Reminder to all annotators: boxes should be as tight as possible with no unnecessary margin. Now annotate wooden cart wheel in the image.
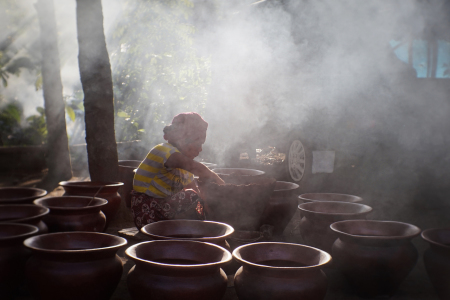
[287,139,307,182]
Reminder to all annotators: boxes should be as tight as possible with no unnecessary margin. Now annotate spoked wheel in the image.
[287,139,307,182]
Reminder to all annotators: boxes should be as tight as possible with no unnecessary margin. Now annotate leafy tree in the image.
[109,0,210,144]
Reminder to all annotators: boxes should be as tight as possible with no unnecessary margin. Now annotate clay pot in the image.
[59,181,123,229]
[298,201,372,253]
[298,193,363,204]
[421,227,450,300]
[0,223,39,299]
[33,196,108,233]
[0,187,47,204]
[0,204,49,233]
[141,219,234,249]
[126,240,232,300]
[212,168,266,184]
[233,242,331,300]
[198,174,276,231]
[331,220,421,298]
[260,181,300,236]
[24,231,127,300]
[118,160,141,208]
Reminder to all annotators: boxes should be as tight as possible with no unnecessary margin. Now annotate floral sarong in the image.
[130,189,205,229]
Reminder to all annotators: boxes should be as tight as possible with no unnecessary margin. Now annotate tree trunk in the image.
[76,0,118,182]
[35,0,72,189]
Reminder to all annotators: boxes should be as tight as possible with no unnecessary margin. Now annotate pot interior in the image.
[331,220,421,238]
[25,232,127,251]
[234,242,331,268]
[0,223,38,239]
[128,240,231,265]
[422,228,450,246]
[0,205,49,222]
[0,187,47,202]
[298,201,372,215]
[299,193,362,203]
[141,220,233,240]
[35,196,107,208]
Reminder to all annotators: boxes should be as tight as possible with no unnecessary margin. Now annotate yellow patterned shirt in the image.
[133,143,194,198]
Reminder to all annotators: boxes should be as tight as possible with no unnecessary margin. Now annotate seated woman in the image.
[130,112,224,229]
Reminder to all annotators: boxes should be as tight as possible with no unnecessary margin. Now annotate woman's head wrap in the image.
[163,112,208,144]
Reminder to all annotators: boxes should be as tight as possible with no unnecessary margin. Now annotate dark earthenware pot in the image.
[198,174,276,231]
[0,223,39,300]
[331,220,420,298]
[24,232,127,300]
[59,181,123,229]
[0,204,49,233]
[298,193,363,204]
[233,242,331,300]
[126,240,232,300]
[141,219,234,249]
[212,168,266,184]
[0,187,47,204]
[260,181,299,236]
[421,228,450,300]
[34,196,108,233]
[298,201,372,253]
[118,160,141,208]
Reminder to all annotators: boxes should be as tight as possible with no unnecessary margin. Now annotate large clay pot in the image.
[0,204,49,233]
[198,172,276,231]
[33,196,108,233]
[0,223,39,300]
[233,242,331,300]
[59,181,123,229]
[118,160,141,208]
[260,181,300,236]
[298,201,372,253]
[212,168,266,184]
[331,220,421,298]
[0,187,47,204]
[421,227,450,300]
[24,231,127,300]
[298,193,363,204]
[140,219,234,249]
[126,240,232,300]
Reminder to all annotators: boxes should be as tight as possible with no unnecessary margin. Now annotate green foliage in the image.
[0,102,47,146]
[109,0,211,143]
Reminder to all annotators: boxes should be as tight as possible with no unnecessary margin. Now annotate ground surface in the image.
[3,171,443,300]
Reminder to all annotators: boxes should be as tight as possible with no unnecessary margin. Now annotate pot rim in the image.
[232,242,332,269]
[0,187,48,202]
[274,181,300,192]
[0,223,39,240]
[23,231,127,253]
[330,220,421,240]
[421,227,450,249]
[298,193,363,203]
[125,240,232,268]
[59,181,124,188]
[140,219,235,241]
[33,196,108,210]
[211,168,265,176]
[0,204,49,223]
[298,201,372,216]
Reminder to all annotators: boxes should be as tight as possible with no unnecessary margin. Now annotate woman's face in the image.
[179,139,204,159]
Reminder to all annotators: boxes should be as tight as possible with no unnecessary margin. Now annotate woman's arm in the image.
[165,152,225,185]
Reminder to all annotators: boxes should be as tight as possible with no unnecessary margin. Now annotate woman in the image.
[130,112,224,229]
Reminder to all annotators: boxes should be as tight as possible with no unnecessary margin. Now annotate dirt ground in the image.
[2,171,442,300]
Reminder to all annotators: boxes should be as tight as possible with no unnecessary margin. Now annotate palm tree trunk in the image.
[76,0,119,182]
[35,0,72,188]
